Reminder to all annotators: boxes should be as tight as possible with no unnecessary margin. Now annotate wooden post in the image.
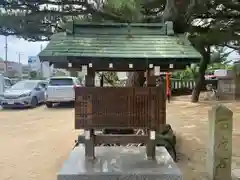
[146,69,156,160]
[84,68,95,160]
[206,104,233,180]
[166,72,170,103]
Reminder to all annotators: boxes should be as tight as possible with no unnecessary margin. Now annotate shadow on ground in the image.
[0,103,44,111]
[44,102,74,110]
[0,102,74,111]
[175,133,208,180]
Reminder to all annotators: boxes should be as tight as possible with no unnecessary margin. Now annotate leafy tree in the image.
[29,71,38,79]
[53,69,68,76]
[172,46,236,80]
[97,72,119,86]
[1,0,240,102]
[180,64,199,80]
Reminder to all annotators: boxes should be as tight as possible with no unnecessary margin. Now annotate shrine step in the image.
[58,146,182,180]
[95,134,148,144]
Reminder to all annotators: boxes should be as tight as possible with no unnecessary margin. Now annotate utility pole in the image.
[4,36,8,76]
[40,44,43,79]
[18,52,23,79]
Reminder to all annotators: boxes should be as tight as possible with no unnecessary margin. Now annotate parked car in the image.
[39,80,48,89]
[4,77,13,90]
[0,76,13,104]
[45,76,81,108]
[1,80,46,108]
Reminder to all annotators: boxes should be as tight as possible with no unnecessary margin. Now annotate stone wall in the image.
[217,62,240,101]
[217,78,235,100]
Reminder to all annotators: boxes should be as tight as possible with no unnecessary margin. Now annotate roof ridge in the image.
[65,21,169,35]
[72,21,166,27]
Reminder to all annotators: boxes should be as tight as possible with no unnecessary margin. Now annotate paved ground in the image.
[0,97,239,180]
[0,105,79,180]
[168,96,240,180]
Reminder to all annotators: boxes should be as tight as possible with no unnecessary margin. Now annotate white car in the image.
[45,76,81,108]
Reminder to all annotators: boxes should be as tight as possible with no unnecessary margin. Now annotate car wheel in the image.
[31,97,38,108]
[46,102,53,108]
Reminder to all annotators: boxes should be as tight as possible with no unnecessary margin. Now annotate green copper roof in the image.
[39,22,201,61]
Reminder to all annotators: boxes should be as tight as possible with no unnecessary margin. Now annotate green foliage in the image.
[28,71,46,80]
[54,70,67,76]
[29,71,38,79]
[1,0,240,48]
[172,65,198,80]
[173,62,234,80]
[172,45,235,80]
[98,72,119,86]
[233,63,240,76]
[104,0,143,22]
[1,0,240,102]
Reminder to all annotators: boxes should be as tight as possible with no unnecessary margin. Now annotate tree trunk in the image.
[125,71,145,87]
[162,0,178,22]
[191,46,210,102]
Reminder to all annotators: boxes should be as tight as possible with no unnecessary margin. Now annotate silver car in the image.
[1,80,46,108]
[0,77,13,103]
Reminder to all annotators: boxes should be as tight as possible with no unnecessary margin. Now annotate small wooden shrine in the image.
[39,21,202,160]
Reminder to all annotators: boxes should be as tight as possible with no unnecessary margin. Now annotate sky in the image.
[0,35,240,65]
[0,35,48,64]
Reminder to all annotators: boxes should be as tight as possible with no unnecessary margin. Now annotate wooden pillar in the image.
[146,68,156,160]
[84,68,95,160]
[206,104,233,180]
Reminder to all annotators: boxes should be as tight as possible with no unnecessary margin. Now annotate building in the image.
[28,56,53,78]
[0,57,22,78]
[21,65,30,78]
[0,57,5,73]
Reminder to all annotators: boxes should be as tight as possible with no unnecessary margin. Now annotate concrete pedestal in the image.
[58,146,182,180]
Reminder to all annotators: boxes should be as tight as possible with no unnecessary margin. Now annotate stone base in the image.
[58,146,182,180]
